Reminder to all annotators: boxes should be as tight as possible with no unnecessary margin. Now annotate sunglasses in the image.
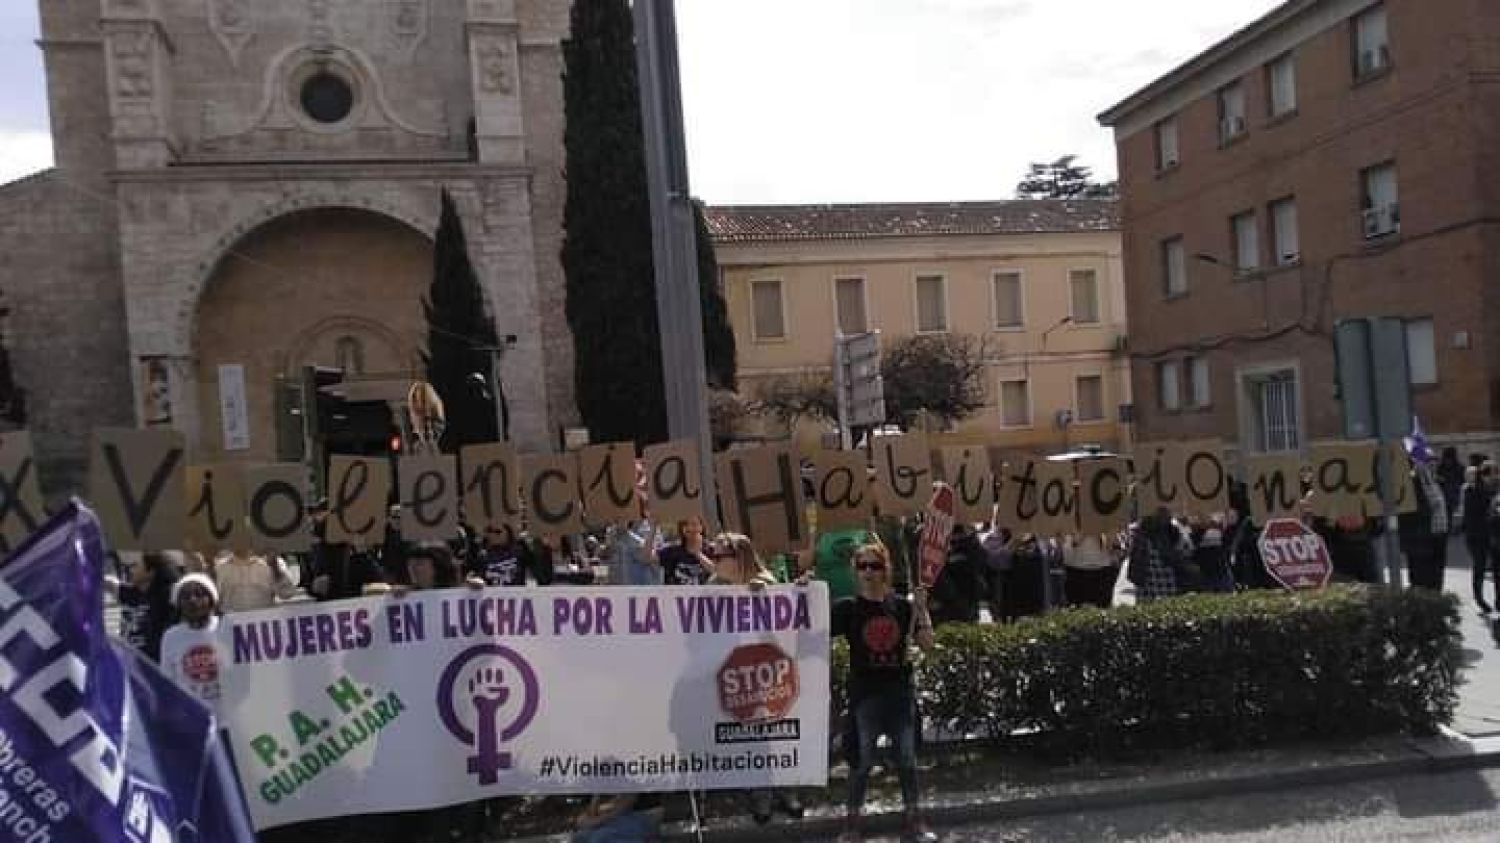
[855,560,887,573]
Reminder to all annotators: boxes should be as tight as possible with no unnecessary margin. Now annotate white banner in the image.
[216,584,831,829]
[218,363,250,451]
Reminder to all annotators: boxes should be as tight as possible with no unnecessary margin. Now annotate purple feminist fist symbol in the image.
[437,644,540,785]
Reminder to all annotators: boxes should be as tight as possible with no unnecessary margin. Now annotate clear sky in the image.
[0,0,1284,202]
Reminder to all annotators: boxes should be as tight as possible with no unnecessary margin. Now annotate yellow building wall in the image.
[717,231,1130,455]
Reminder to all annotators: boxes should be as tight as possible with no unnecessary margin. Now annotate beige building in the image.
[707,201,1131,453]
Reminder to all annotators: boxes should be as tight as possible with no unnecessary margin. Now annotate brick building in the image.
[1098,0,1500,458]
[0,0,576,494]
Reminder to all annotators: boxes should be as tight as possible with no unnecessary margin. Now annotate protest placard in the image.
[459,443,522,540]
[579,443,641,526]
[643,439,706,526]
[0,430,44,554]
[806,447,872,530]
[940,446,993,525]
[89,427,186,550]
[217,584,832,829]
[399,454,458,543]
[1033,459,1079,536]
[1246,455,1305,523]
[186,463,248,553]
[521,453,583,538]
[244,464,312,553]
[1180,440,1228,517]
[326,455,391,545]
[716,444,808,554]
[1078,457,1131,535]
[872,433,932,517]
[1307,442,1377,519]
[1131,442,1185,515]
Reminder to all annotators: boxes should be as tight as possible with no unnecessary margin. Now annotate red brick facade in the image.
[1101,0,1500,456]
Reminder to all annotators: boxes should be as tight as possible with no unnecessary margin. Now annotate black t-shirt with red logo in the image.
[832,594,914,701]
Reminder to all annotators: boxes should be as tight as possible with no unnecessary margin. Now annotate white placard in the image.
[215,584,831,829]
[219,363,250,451]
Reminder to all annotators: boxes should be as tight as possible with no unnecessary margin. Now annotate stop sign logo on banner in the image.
[918,483,955,588]
[1258,518,1332,590]
[718,643,800,723]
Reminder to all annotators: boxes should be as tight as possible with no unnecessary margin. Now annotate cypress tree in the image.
[694,199,737,391]
[424,190,499,450]
[562,0,736,445]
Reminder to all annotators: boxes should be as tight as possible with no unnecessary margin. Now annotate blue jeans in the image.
[572,811,659,842]
[847,686,919,813]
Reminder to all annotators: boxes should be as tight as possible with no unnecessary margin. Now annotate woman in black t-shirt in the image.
[654,514,715,585]
[831,542,936,843]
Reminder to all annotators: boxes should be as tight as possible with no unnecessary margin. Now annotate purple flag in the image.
[0,500,256,842]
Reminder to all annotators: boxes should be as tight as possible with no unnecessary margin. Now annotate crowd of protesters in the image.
[98,433,1499,843]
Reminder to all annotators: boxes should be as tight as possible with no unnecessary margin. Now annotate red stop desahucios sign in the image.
[1258,518,1332,591]
[717,643,799,723]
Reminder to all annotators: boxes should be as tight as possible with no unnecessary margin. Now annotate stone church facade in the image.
[1,0,576,495]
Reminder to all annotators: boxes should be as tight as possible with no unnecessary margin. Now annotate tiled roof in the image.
[705,200,1119,243]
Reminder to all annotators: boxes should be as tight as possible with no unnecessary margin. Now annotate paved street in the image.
[850,767,1500,842]
[1445,537,1500,738]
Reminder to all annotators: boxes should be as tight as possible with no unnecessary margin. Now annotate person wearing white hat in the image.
[160,573,224,715]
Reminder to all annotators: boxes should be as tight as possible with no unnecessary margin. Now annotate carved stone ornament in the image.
[111,31,154,98]
[392,0,429,54]
[478,42,513,94]
[307,0,334,47]
[207,0,255,65]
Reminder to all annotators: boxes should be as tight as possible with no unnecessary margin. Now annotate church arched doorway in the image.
[193,207,433,465]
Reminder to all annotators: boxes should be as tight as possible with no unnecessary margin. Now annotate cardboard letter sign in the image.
[996,457,1043,533]
[1079,457,1130,535]
[872,433,932,517]
[325,455,390,546]
[643,440,705,526]
[580,443,641,527]
[460,443,522,541]
[807,448,871,531]
[1247,455,1305,524]
[185,464,246,553]
[0,431,44,555]
[400,454,458,542]
[1034,460,1079,536]
[89,427,186,551]
[941,446,993,526]
[1131,443,1184,515]
[1180,441,1228,517]
[1308,442,1376,520]
[522,453,582,538]
[244,464,311,553]
[715,444,807,554]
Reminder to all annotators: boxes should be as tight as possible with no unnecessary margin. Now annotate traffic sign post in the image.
[834,331,885,448]
[1258,518,1333,591]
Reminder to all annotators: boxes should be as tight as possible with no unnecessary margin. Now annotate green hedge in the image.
[832,586,1461,758]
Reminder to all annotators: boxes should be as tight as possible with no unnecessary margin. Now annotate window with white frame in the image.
[1270,197,1300,265]
[1267,53,1297,117]
[1162,236,1187,297]
[751,279,785,340]
[1353,4,1390,79]
[835,277,867,335]
[1070,269,1100,324]
[1000,378,1031,428]
[1157,360,1181,411]
[915,274,948,332]
[1076,375,1104,422]
[1231,211,1260,273]
[1187,356,1211,408]
[1218,81,1247,143]
[1405,318,1437,385]
[1245,369,1300,453]
[1361,161,1399,238]
[992,271,1023,329]
[1156,117,1180,170]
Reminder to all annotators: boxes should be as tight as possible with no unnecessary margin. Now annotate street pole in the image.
[634,0,717,527]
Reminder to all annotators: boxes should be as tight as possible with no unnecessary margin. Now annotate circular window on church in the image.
[300,72,354,124]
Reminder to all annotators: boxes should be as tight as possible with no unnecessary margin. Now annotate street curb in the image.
[650,736,1500,842]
